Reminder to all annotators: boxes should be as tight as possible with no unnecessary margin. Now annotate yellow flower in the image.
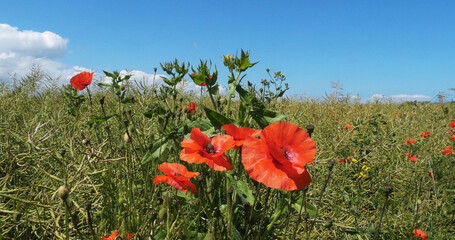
[352,158,357,162]
[359,139,364,142]
[365,167,371,171]
[362,165,366,170]
[225,55,232,60]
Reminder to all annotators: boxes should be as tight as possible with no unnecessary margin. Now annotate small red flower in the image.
[450,135,455,141]
[338,157,351,164]
[242,122,316,191]
[445,129,455,135]
[420,132,430,138]
[413,229,428,240]
[441,146,454,155]
[406,139,415,145]
[405,153,418,162]
[70,72,93,91]
[221,124,261,148]
[428,171,435,181]
[344,124,354,130]
[449,121,455,128]
[397,113,403,117]
[181,128,234,171]
[102,231,134,240]
[186,102,196,114]
[153,163,200,194]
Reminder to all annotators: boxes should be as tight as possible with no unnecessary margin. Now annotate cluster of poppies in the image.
[154,122,317,193]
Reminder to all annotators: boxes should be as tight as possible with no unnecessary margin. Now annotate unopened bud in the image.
[123,132,131,143]
[58,186,69,201]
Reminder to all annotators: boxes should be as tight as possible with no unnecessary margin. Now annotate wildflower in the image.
[354,172,366,179]
[420,132,430,138]
[221,124,261,148]
[338,157,351,164]
[153,163,200,194]
[344,124,354,130]
[441,146,454,155]
[413,229,428,240]
[406,139,415,145]
[70,72,93,91]
[449,121,455,128]
[405,153,418,162]
[102,231,134,240]
[397,113,403,117]
[225,55,232,60]
[185,102,196,114]
[451,135,455,141]
[428,171,435,181]
[242,122,316,191]
[446,129,455,135]
[181,128,234,171]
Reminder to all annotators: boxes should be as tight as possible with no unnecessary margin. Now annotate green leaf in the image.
[204,107,233,129]
[250,108,286,129]
[236,180,254,206]
[103,70,115,78]
[97,83,112,88]
[87,115,114,127]
[141,151,152,165]
[152,141,168,159]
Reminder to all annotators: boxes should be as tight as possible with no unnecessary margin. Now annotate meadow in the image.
[0,52,454,239]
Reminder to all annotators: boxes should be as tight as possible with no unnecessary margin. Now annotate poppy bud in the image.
[84,201,92,211]
[220,97,226,105]
[266,68,270,72]
[383,184,393,197]
[58,186,69,201]
[306,125,314,137]
[158,208,166,221]
[119,84,125,91]
[123,132,131,143]
[82,138,90,145]
[154,67,157,72]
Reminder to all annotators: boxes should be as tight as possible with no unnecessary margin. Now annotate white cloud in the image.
[390,94,431,100]
[0,23,69,82]
[368,93,431,102]
[370,94,385,99]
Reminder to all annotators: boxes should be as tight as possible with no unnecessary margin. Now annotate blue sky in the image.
[1,1,454,101]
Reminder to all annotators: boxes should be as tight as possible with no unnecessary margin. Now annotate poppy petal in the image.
[242,136,312,191]
[212,135,234,155]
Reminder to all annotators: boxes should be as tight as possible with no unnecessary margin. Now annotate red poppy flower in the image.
[153,163,200,194]
[413,229,428,240]
[242,122,316,191]
[405,153,418,162]
[221,124,261,148]
[449,121,455,128]
[451,135,455,141]
[420,132,430,138]
[181,128,234,171]
[344,124,354,130]
[70,72,93,91]
[446,129,455,135]
[441,146,454,155]
[406,139,415,145]
[102,231,134,240]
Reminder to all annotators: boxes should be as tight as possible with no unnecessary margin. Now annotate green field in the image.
[1,58,454,239]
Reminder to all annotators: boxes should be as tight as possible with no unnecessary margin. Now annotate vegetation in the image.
[0,52,454,239]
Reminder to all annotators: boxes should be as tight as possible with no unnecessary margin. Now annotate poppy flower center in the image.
[281,148,289,159]
[175,173,182,176]
[205,143,216,154]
